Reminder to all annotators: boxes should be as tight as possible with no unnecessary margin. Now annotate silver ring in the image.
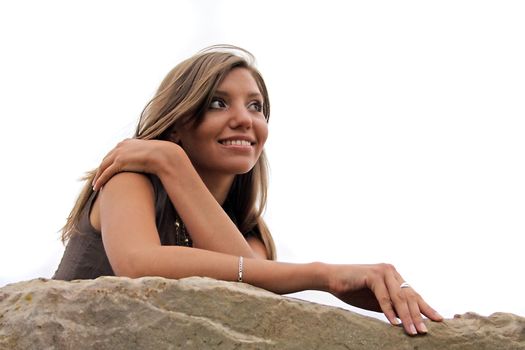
[400,282,411,289]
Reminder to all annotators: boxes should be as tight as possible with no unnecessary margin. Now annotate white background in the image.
[1,1,524,322]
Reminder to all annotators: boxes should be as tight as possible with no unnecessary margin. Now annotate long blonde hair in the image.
[61,45,276,260]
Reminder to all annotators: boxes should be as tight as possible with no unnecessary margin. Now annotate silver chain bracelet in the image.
[237,256,244,282]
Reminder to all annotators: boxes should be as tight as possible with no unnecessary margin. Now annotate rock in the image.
[0,277,523,349]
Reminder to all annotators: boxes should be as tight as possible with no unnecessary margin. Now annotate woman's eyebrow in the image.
[215,90,263,99]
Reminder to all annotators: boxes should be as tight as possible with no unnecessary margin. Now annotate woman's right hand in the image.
[325,263,443,335]
[92,139,183,191]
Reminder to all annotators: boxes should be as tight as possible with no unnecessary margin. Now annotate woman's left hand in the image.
[327,263,443,335]
[92,139,182,191]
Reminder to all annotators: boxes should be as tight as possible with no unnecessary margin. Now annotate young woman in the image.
[53,45,442,335]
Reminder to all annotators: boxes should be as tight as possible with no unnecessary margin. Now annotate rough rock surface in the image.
[0,277,523,349]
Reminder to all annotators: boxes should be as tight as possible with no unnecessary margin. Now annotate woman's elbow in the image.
[110,249,154,278]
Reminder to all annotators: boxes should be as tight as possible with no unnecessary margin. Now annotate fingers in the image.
[372,280,400,327]
[417,295,444,322]
[93,163,122,191]
[92,139,134,191]
[370,264,441,336]
[384,273,421,335]
[406,295,427,334]
[392,269,443,329]
[92,149,117,191]
[389,272,427,334]
[92,138,175,191]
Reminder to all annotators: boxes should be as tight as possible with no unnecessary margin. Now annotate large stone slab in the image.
[0,277,523,349]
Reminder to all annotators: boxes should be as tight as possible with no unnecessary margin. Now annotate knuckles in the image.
[113,155,123,167]
[116,138,132,149]
[372,263,397,277]
[409,290,422,300]
[377,295,392,307]
[394,290,406,302]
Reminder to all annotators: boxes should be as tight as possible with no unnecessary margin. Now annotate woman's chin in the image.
[233,165,256,175]
[223,162,257,175]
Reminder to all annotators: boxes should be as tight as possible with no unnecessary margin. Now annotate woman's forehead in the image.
[215,68,262,97]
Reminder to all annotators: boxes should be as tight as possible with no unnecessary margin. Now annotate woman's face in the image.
[175,67,269,179]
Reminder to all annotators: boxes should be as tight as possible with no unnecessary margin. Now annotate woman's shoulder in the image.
[90,172,158,230]
[100,172,158,200]
[104,171,153,187]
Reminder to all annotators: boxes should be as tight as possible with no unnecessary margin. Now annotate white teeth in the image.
[221,140,252,146]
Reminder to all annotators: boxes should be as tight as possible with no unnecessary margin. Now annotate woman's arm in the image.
[93,139,263,259]
[100,172,442,335]
[99,171,320,291]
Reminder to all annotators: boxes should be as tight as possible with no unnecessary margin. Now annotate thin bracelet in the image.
[237,256,244,282]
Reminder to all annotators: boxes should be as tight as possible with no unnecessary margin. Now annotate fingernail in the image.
[409,324,417,335]
[419,322,428,333]
[392,318,401,326]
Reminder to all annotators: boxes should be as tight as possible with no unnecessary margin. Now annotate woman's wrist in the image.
[155,142,188,180]
[313,263,352,295]
[308,262,332,292]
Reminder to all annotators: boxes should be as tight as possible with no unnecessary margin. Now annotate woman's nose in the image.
[229,105,252,129]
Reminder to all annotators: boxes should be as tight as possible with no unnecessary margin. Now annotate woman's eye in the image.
[209,98,226,109]
[249,101,263,112]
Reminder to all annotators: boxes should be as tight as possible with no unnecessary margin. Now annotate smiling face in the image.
[174,67,269,180]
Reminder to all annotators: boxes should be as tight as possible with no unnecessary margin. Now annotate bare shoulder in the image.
[103,172,153,191]
[90,172,154,231]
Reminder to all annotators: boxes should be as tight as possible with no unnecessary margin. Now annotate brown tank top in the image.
[53,175,254,280]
